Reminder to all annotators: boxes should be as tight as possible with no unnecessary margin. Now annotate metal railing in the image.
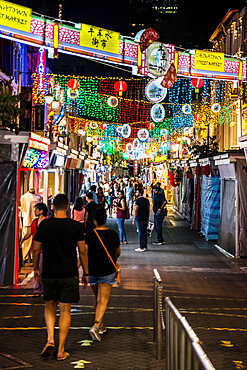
[153,268,165,360]
[165,297,215,370]
[152,269,215,369]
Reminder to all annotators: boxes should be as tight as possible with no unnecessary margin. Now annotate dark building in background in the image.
[128,0,247,50]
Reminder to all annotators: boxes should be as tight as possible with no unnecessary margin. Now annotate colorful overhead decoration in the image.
[145,42,170,77]
[31,72,238,160]
[137,28,160,53]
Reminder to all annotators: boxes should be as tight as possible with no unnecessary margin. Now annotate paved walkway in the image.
[0,208,247,369]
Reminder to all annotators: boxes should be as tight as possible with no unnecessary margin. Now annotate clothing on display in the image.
[20,190,42,261]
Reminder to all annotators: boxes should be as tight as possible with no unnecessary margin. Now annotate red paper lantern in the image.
[67,79,80,89]
[114,81,127,96]
[82,121,89,128]
[191,78,204,88]
[148,122,155,130]
[194,113,202,121]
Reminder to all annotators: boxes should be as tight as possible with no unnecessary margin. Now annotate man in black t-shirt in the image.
[133,188,150,252]
[152,186,167,245]
[85,192,98,234]
[33,194,88,361]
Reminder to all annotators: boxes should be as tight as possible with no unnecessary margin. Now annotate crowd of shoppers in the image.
[24,175,167,360]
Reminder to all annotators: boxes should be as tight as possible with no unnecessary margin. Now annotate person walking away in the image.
[33,194,88,361]
[97,187,106,209]
[90,185,98,204]
[125,181,135,216]
[152,186,167,245]
[115,190,128,245]
[20,202,48,295]
[133,188,150,252]
[156,182,165,196]
[72,196,86,233]
[85,207,121,341]
[107,190,114,218]
[103,180,110,198]
[85,192,98,234]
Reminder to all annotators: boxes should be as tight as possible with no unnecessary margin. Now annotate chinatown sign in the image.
[0,0,32,32]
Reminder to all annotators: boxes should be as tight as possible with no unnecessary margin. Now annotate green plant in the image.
[0,81,22,131]
[190,136,219,158]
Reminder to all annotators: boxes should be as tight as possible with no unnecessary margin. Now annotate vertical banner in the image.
[0,0,32,32]
[35,104,44,131]
[36,47,47,94]
[80,23,120,54]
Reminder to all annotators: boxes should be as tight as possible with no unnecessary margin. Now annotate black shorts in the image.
[42,276,79,303]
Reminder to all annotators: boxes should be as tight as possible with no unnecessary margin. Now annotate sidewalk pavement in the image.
[0,208,247,369]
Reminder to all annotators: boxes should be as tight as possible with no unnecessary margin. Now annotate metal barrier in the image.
[153,269,165,360]
[153,269,215,369]
[165,297,215,370]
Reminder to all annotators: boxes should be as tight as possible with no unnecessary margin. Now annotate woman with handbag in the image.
[85,207,121,342]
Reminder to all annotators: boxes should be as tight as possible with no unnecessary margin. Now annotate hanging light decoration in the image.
[107,96,118,107]
[191,78,204,89]
[212,103,221,113]
[114,81,127,96]
[182,104,192,115]
[67,88,79,99]
[67,79,80,89]
[191,78,204,100]
[194,113,202,121]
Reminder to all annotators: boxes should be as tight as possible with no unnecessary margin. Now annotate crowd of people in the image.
[21,176,167,361]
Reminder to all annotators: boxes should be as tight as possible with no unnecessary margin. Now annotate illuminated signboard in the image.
[80,24,120,54]
[194,50,224,72]
[22,148,49,169]
[37,47,46,95]
[54,154,65,167]
[0,0,32,32]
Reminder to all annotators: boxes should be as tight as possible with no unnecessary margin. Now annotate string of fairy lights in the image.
[32,73,237,160]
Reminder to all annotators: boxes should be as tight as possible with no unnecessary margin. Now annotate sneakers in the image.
[99,324,107,334]
[152,241,165,245]
[135,247,147,252]
[89,324,101,341]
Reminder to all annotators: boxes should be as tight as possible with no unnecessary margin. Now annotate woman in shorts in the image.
[85,207,121,341]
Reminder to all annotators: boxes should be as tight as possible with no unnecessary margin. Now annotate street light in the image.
[45,93,54,105]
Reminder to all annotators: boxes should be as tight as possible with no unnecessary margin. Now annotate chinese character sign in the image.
[0,0,32,32]
[194,50,224,72]
[80,24,120,54]
[146,42,170,77]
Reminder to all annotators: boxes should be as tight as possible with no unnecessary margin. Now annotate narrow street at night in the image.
[1,209,247,370]
[1,1,247,369]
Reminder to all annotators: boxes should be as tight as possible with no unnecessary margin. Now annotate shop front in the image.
[39,142,68,207]
[214,150,247,258]
[17,133,50,281]
[0,131,30,284]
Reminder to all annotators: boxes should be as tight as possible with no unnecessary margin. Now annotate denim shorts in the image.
[89,272,116,285]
